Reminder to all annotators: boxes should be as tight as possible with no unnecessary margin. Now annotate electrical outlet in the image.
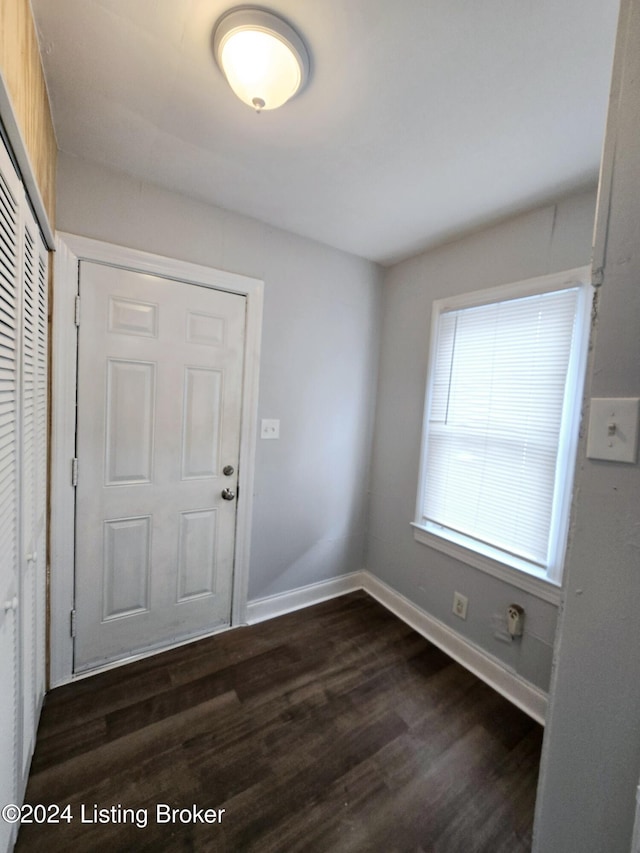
[452,592,468,620]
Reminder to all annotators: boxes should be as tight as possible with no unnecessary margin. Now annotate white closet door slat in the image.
[35,240,48,699]
[20,207,40,775]
[0,133,22,853]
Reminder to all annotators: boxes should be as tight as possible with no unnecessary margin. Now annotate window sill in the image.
[411,523,563,606]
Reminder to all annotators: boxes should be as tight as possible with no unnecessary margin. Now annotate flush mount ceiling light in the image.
[213,7,310,112]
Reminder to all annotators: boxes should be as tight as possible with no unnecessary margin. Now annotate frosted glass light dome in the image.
[213,8,310,112]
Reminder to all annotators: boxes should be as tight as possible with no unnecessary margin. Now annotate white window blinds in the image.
[420,286,584,574]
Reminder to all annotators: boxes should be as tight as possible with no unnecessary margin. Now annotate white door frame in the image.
[49,233,263,687]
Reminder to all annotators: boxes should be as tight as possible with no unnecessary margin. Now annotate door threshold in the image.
[71,622,233,682]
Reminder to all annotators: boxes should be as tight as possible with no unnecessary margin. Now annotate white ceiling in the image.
[31,0,619,266]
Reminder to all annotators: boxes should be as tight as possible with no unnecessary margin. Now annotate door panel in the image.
[181,366,223,478]
[74,262,246,672]
[102,516,151,620]
[104,358,156,484]
[177,508,219,600]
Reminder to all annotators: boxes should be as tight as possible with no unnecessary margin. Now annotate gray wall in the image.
[534,2,640,849]
[56,152,383,601]
[55,11,640,844]
[366,188,597,692]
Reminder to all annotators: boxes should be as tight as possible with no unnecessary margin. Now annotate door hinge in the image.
[74,294,81,326]
[71,457,78,487]
[70,609,76,638]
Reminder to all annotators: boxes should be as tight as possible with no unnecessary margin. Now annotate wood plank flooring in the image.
[16,591,543,852]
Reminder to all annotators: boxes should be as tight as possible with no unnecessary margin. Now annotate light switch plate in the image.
[586,398,640,463]
[260,418,280,439]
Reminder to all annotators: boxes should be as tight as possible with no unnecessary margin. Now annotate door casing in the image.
[49,233,264,687]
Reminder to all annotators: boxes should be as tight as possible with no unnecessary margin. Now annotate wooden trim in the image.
[49,234,264,686]
[0,73,55,248]
[0,0,57,234]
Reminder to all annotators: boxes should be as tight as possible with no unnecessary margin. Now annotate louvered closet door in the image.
[35,245,47,701]
[20,205,47,775]
[0,133,48,851]
[0,135,22,853]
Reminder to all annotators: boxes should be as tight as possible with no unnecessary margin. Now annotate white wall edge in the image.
[246,572,366,624]
[49,237,78,688]
[362,572,548,725]
[49,234,263,687]
[245,568,547,725]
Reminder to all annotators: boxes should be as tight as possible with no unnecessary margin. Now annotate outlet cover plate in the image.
[261,418,280,439]
[452,592,468,620]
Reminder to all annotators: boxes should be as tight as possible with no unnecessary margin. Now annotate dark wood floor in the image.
[17,591,542,852]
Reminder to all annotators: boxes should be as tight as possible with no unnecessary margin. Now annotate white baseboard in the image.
[246,571,366,624]
[247,569,547,725]
[361,572,547,725]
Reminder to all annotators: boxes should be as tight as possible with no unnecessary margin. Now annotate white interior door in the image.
[74,262,246,672]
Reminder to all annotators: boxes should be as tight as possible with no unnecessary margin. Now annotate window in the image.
[413,267,592,591]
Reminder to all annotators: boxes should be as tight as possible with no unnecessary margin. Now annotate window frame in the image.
[413,266,593,600]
